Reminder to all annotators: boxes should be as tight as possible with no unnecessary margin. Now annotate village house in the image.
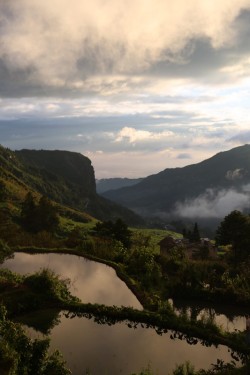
[158,235,217,259]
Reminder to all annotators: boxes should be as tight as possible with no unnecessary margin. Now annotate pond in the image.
[1,252,142,308]
[170,298,247,333]
[22,309,236,375]
[0,252,245,374]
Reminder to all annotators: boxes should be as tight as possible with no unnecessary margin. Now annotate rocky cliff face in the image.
[13,148,143,225]
[16,149,96,197]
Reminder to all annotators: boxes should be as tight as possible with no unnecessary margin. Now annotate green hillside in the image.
[16,149,143,225]
[0,146,143,237]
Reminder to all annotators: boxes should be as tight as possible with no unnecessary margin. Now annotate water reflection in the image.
[170,299,247,332]
[1,252,142,309]
[2,252,244,374]
[23,310,234,375]
[2,253,246,332]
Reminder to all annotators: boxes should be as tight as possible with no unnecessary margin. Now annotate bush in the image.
[24,268,79,303]
[0,239,13,264]
[0,304,71,374]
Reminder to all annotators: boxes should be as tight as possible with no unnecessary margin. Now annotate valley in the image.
[0,144,249,374]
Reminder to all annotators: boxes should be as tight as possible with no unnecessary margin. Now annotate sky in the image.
[1,1,250,179]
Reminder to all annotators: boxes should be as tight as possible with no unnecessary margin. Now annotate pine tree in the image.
[190,222,200,243]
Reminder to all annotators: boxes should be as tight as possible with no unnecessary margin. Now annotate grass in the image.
[131,227,183,254]
[59,216,97,232]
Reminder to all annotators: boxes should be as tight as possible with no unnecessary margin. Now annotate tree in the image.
[127,246,161,288]
[215,210,250,262]
[0,304,71,374]
[21,192,37,232]
[21,193,59,233]
[183,223,200,243]
[94,219,132,249]
[192,222,200,242]
[112,218,132,249]
[0,239,13,263]
[37,196,59,233]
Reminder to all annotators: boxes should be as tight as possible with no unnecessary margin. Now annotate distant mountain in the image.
[0,146,143,225]
[103,145,250,224]
[96,177,143,194]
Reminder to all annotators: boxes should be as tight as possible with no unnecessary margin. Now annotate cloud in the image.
[177,153,192,159]
[174,186,250,218]
[1,1,250,97]
[225,168,246,180]
[115,127,173,143]
[229,131,250,143]
[0,1,250,180]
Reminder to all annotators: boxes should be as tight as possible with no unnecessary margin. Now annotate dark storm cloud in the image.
[0,1,250,98]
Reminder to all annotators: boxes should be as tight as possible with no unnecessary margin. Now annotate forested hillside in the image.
[0,145,143,226]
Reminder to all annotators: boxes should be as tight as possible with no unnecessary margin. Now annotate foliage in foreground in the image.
[0,239,13,264]
[0,304,71,375]
[215,210,250,263]
[130,360,250,375]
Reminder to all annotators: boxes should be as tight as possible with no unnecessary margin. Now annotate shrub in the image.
[0,239,13,264]
[24,268,79,303]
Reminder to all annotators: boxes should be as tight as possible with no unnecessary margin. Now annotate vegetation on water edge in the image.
[61,302,250,359]
[0,267,79,317]
[77,361,250,374]
[0,254,249,359]
[0,259,249,374]
[0,304,71,375]
[0,268,248,374]
[130,360,250,374]
[1,184,250,374]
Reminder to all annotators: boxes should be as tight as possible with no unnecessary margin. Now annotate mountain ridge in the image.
[102,144,250,222]
[96,177,143,194]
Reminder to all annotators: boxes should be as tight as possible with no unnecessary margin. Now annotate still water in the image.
[23,310,234,375]
[1,252,141,308]
[170,299,247,333]
[1,253,244,375]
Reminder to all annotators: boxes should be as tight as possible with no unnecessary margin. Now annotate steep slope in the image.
[0,145,143,225]
[15,149,96,207]
[0,145,94,224]
[13,148,143,225]
[103,144,250,219]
